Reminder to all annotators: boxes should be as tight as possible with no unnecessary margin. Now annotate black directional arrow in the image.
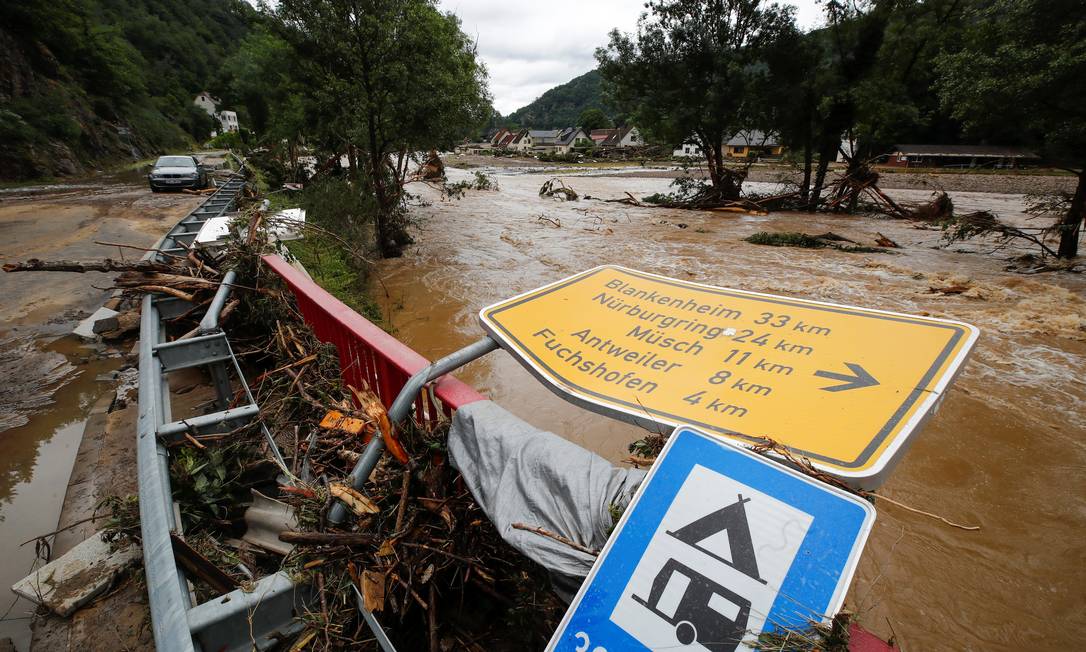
[814,362,879,392]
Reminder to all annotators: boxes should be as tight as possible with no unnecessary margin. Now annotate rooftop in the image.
[892,144,1039,158]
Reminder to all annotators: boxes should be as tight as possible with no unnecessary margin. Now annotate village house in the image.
[525,129,561,151]
[193,91,241,135]
[553,127,592,153]
[506,129,527,151]
[194,91,218,117]
[672,130,784,159]
[218,110,239,133]
[590,129,613,146]
[725,130,782,158]
[883,144,1039,169]
[595,126,642,149]
[489,128,513,147]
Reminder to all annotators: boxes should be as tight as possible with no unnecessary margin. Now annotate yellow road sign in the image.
[480,266,978,487]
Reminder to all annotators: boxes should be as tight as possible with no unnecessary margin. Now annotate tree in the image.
[275,0,491,257]
[936,0,1086,258]
[596,0,795,200]
[577,108,612,132]
[798,0,896,211]
[219,29,312,173]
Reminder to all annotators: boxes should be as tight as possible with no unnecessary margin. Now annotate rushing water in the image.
[375,168,1086,650]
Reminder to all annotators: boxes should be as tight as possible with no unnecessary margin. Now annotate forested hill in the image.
[503,69,608,129]
[0,0,257,180]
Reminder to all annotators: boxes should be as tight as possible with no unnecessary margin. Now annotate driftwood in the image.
[171,533,239,595]
[539,178,578,201]
[823,162,909,217]
[511,522,598,556]
[2,258,175,274]
[113,271,219,289]
[875,232,901,248]
[279,531,378,546]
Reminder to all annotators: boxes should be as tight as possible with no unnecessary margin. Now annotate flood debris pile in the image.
[3,205,567,649]
[201,215,566,649]
[539,177,579,201]
[821,162,909,218]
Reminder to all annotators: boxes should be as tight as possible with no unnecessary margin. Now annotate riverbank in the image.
[444,153,1078,196]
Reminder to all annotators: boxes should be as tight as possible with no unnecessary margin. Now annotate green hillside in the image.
[0,0,257,179]
[503,69,609,129]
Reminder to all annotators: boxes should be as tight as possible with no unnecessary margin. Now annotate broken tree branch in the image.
[511,523,598,556]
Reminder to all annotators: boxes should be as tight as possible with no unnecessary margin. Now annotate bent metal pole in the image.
[328,336,499,524]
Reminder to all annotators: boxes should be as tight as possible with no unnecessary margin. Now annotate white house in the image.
[194,92,241,135]
[553,127,592,153]
[219,110,240,133]
[194,91,219,117]
[599,126,642,148]
[673,141,705,158]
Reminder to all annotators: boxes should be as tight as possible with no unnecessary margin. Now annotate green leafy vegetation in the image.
[280,177,383,323]
[935,0,1085,257]
[597,0,794,201]
[273,0,491,257]
[445,171,500,198]
[0,0,258,179]
[287,237,382,324]
[745,231,887,253]
[171,444,253,530]
[745,232,828,248]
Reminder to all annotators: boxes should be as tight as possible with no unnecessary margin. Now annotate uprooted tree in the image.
[935,0,1085,258]
[275,0,491,257]
[596,0,795,202]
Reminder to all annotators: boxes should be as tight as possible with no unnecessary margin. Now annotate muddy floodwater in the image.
[376,167,1086,650]
[0,175,204,650]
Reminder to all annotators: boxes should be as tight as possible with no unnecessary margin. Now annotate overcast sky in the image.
[436,0,825,115]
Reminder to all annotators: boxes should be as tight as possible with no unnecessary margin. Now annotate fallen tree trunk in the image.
[2,259,176,274]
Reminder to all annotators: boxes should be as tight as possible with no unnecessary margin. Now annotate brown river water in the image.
[376,167,1086,651]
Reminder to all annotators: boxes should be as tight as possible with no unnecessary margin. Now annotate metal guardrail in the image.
[135,170,486,651]
[260,254,487,417]
[138,168,307,652]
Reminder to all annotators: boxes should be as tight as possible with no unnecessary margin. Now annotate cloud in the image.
[438,0,826,115]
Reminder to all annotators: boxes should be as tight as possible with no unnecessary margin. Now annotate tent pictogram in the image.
[666,494,767,584]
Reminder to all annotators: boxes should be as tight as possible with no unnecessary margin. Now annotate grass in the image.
[745,231,888,254]
[745,232,827,248]
[287,237,382,324]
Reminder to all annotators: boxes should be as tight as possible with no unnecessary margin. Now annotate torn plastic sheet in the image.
[447,400,646,597]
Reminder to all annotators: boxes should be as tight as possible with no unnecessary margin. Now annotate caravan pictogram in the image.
[632,558,750,652]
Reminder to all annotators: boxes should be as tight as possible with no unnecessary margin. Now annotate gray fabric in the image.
[448,400,646,591]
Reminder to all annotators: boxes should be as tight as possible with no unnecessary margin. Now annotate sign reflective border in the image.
[480,265,978,487]
[546,425,876,652]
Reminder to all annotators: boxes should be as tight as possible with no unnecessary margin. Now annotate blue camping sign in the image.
[546,426,876,652]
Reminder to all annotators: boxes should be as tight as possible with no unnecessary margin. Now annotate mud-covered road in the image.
[377,167,1085,651]
[0,170,206,650]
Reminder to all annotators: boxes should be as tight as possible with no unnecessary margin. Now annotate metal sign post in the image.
[481,265,978,488]
[547,425,876,652]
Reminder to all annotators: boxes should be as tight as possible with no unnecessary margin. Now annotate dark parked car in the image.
[148,155,209,192]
